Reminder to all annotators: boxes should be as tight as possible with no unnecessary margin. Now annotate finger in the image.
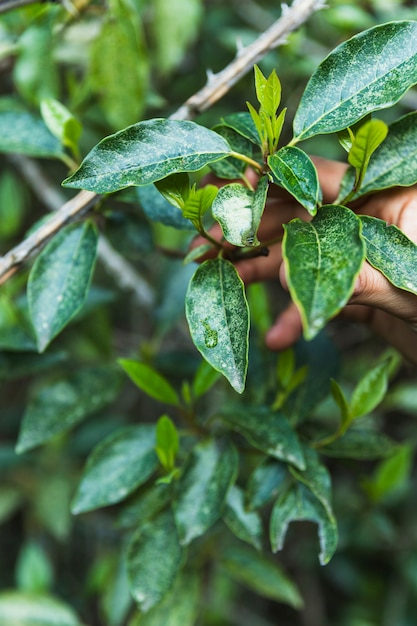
[265,303,303,351]
[235,243,282,284]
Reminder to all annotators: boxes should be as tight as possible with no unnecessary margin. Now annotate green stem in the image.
[230,151,264,173]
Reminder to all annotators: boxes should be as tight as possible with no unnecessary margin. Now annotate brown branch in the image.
[0,0,326,284]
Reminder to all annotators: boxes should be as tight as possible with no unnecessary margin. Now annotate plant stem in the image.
[230,151,264,173]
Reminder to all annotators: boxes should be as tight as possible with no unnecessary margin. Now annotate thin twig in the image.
[0,0,326,283]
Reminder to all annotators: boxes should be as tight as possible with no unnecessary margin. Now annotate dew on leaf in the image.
[201,319,218,348]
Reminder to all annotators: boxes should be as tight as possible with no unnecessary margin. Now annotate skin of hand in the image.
[193,157,417,364]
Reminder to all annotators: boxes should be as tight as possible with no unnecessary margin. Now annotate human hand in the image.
[194,157,417,363]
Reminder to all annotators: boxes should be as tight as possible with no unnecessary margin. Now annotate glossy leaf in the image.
[246,458,288,510]
[0,592,81,626]
[174,438,238,545]
[182,184,218,226]
[16,366,122,453]
[223,485,263,550]
[71,425,158,514]
[220,545,303,609]
[185,258,249,393]
[220,112,260,145]
[221,405,306,470]
[283,205,365,339]
[154,172,190,209]
[268,147,322,215]
[212,175,268,247]
[360,215,417,294]
[347,119,388,172]
[40,98,82,157]
[339,112,417,200]
[289,446,333,518]
[350,356,393,419]
[127,509,183,612]
[0,110,63,159]
[128,570,200,626]
[118,359,180,406]
[320,428,397,459]
[116,483,171,530]
[209,126,257,180]
[137,184,194,230]
[28,221,98,352]
[293,21,417,141]
[270,482,338,565]
[62,119,232,193]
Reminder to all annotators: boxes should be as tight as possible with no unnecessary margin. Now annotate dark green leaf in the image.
[16,366,122,453]
[209,126,256,180]
[185,258,249,393]
[116,483,171,530]
[246,458,288,510]
[223,485,263,550]
[127,509,183,612]
[137,184,194,230]
[320,428,397,459]
[283,205,365,339]
[289,446,333,519]
[0,591,81,626]
[71,425,158,514]
[174,438,238,545]
[221,405,306,470]
[220,112,260,145]
[268,147,322,215]
[293,21,417,141]
[270,482,338,565]
[118,359,180,406]
[360,215,417,295]
[220,545,303,609]
[212,176,268,247]
[63,119,231,193]
[28,221,98,352]
[0,110,63,159]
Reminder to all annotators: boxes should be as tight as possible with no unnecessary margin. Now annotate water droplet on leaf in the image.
[201,319,218,348]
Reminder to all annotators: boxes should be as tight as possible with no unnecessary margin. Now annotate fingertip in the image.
[265,305,303,351]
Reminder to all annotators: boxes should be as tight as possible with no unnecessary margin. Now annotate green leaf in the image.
[16,366,122,453]
[16,542,53,593]
[268,147,322,216]
[183,243,213,265]
[185,258,249,393]
[339,112,417,200]
[116,483,171,530]
[62,119,232,194]
[128,570,200,626]
[347,119,388,171]
[330,379,350,425]
[246,101,264,147]
[174,438,238,545]
[182,184,219,225]
[191,359,221,399]
[289,446,334,519]
[0,591,82,626]
[0,110,63,159]
[364,444,413,501]
[137,184,194,230]
[220,405,306,470]
[360,215,417,295]
[89,0,149,130]
[220,112,260,145]
[320,428,397,459]
[127,509,183,612]
[220,545,303,609]
[254,65,281,119]
[282,205,365,339]
[27,221,98,352]
[40,98,82,158]
[209,125,257,180]
[155,415,179,472]
[270,482,338,565]
[223,485,263,550]
[350,356,393,419]
[246,458,288,510]
[212,175,268,247]
[118,359,180,406]
[293,21,417,141]
[71,425,159,514]
[155,173,190,209]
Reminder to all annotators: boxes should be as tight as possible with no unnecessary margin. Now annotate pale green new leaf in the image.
[220,545,303,609]
[348,119,388,171]
[246,101,265,147]
[27,221,98,352]
[16,366,122,453]
[293,21,417,141]
[127,509,183,612]
[212,175,268,247]
[350,357,393,419]
[155,172,190,209]
[71,425,158,514]
[182,184,218,224]
[185,258,249,393]
[191,359,221,398]
[339,112,417,200]
[40,98,82,157]
[246,459,288,510]
[174,438,238,545]
[254,65,281,118]
[223,485,263,550]
[283,205,365,339]
[63,119,232,194]
[118,359,180,406]
[155,415,179,472]
[220,405,306,470]
[330,379,350,425]
[360,215,417,294]
[0,110,63,159]
[268,147,322,216]
[364,444,412,501]
[270,482,338,565]
[0,592,82,626]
